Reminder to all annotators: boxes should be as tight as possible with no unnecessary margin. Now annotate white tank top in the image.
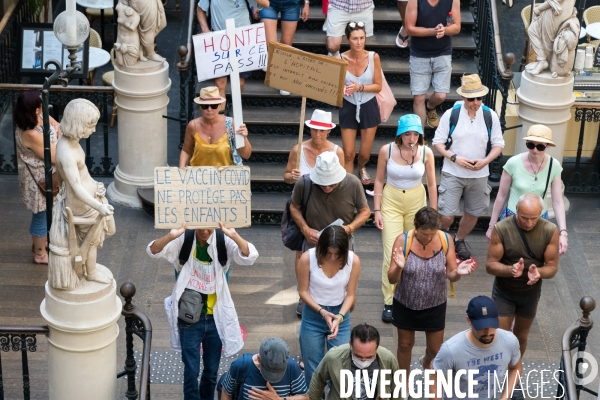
[386,144,426,189]
[299,145,339,176]
[308,248,354,306]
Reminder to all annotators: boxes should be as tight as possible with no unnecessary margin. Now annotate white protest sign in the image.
[154,166,251,229]
[193,23,268,82]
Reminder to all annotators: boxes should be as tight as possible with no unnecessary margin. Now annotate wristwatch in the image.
[450,154,457,163]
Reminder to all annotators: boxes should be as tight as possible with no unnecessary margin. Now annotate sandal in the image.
[359,167,371,185]
[396,27,409,49]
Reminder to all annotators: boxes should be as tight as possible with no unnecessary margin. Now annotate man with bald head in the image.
[486,193,559,357]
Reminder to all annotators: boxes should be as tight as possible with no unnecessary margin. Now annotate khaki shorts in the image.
[325,3,374,37]
[437,172,492,217]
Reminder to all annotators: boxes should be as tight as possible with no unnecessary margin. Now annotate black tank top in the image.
[410,0,453,58]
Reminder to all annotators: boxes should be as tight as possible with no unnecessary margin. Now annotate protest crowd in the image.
[13,0,571,398]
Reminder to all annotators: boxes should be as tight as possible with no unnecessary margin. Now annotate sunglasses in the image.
[200,104,219,110]
[526,141,547,151]
[465,97,483,102]
[348,21,365,29]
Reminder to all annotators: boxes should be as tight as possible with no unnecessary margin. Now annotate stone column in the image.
[107,61,171,208]
[516,70,574,216]
[40,265,121,400]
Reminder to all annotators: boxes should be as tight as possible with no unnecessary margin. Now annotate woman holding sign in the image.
[179,87,252,168]
[339,21,382,185]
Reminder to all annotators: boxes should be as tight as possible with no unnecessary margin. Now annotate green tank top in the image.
[495,216,557,293]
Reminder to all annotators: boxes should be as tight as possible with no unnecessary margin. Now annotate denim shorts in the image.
[259,0,300,21]
[409,55,452,95]
[30,210,47,238]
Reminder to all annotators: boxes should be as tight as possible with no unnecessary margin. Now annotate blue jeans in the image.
[259,0,300,21]
[299,303,350,386]
[30,210,47,237]
[178,315,223,400]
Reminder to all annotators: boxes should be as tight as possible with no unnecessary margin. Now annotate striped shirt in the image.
[329,0,373,13]
[222,355,308,400]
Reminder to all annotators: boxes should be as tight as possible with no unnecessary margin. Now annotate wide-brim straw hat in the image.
[522,124,556,146]
[305,109,336,130]
[456,74,489,98]
[310,152,346,186]
[194,86,226,105]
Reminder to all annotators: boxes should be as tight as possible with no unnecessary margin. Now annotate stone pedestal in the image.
[517,71,573,213]
[107,60,171,208]
[40,265,121,400]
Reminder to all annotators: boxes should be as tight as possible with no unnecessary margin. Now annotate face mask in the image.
[352,355,375,369]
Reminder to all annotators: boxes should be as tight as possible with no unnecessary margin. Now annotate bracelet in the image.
[373,193,382,196]
[337,313,344,323]
[347,225,355,234]
[361,84,365,92]
[374,209,380,212]
[559,229,568,233]
[559,232,568,237]
[318,307,323,316]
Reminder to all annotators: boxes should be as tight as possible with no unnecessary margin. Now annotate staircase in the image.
[230,0,485,225]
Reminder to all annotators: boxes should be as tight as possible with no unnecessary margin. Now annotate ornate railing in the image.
[555,296,597,399]
[175,0,199,150]
[0,84,116,176]
[0,326,49,400]
[471,0,515,181]
[118,283,152,400]
[565,105,600,193]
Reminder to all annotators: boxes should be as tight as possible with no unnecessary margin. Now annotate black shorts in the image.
[492,280,541,319]
[339,97,381,130]
[392,299,446,332]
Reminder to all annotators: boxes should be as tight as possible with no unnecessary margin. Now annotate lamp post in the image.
[42,9,90,237]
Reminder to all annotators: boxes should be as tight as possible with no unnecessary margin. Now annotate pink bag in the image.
[369,52,396,123]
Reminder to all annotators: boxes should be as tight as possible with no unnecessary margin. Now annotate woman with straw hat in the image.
[179,86,252,168]
[373,114,437,322]
[486,124,568,254]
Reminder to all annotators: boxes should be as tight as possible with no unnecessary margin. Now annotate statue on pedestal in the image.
[526,0,578,76]
[48,99,116,291]
[114,0,166,67]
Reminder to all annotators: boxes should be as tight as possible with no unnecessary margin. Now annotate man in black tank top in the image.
[485,194,559,358]
[404,0,461,129]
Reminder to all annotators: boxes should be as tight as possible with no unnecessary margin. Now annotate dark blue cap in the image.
[467,296,499,330]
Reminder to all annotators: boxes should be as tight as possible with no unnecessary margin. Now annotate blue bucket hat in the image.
[396,114,423,136]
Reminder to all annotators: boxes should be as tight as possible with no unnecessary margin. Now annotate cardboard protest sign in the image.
[193,23,267,82]
[264,42,347,107]
[154,166,251,229]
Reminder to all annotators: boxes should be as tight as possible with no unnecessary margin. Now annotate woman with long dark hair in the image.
[14,90,61,264]
[297,225,361,385]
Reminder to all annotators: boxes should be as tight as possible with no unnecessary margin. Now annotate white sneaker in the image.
[280,90,290,96]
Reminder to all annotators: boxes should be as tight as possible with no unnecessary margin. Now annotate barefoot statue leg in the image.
[85,247,112,284]
[527,60,548,75]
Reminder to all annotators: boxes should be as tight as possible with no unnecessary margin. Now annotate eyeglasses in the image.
[200,104,219,110]
[347,21,365,29]
[465,97,483,102]
[526,141,547,151]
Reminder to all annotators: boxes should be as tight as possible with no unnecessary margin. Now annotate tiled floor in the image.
[1,176,599,399]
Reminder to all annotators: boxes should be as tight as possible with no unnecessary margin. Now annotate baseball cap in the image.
[467,296,499,330]
[259,338,289,383]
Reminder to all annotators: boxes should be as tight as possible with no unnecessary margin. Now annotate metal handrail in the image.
[0,326,49,335]
[176,0,197,71]
[489,0,515,80]
[559,296,596,400]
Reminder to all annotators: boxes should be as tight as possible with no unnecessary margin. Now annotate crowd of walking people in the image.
[13,0,572,398]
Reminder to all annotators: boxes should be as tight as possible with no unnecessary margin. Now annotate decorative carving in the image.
[49,99,116,290]
[526,0,578,76]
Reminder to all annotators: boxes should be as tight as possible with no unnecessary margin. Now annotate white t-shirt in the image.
[186,258,216,294]
[432,103,505,178]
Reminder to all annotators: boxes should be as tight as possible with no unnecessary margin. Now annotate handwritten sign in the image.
[192,23,267,82]
[154,166,251,229]
[264,42,347,107]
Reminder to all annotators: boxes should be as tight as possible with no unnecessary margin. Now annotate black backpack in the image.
[178,229,228,268]
[281,175,313,251]
[216,354,252,400]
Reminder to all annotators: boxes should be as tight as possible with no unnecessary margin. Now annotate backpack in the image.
[217,354,252,400]
[281,175,313,251]
[445,103,494,156]
[402,229,455,298]
[175,229,228,279]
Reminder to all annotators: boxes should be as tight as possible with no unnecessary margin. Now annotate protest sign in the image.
[193,23,267,82]
[264,42,347,107]
[154,166,251,229]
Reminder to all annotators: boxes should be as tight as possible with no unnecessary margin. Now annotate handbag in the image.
[25,162,59,197]
[178,288,205,324]
[369,51,396,123]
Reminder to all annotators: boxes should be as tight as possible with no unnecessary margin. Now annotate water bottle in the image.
[447,12,454,26]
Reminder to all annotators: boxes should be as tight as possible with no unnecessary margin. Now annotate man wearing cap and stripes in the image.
[432,74,504,261]
[432,296,522,400]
